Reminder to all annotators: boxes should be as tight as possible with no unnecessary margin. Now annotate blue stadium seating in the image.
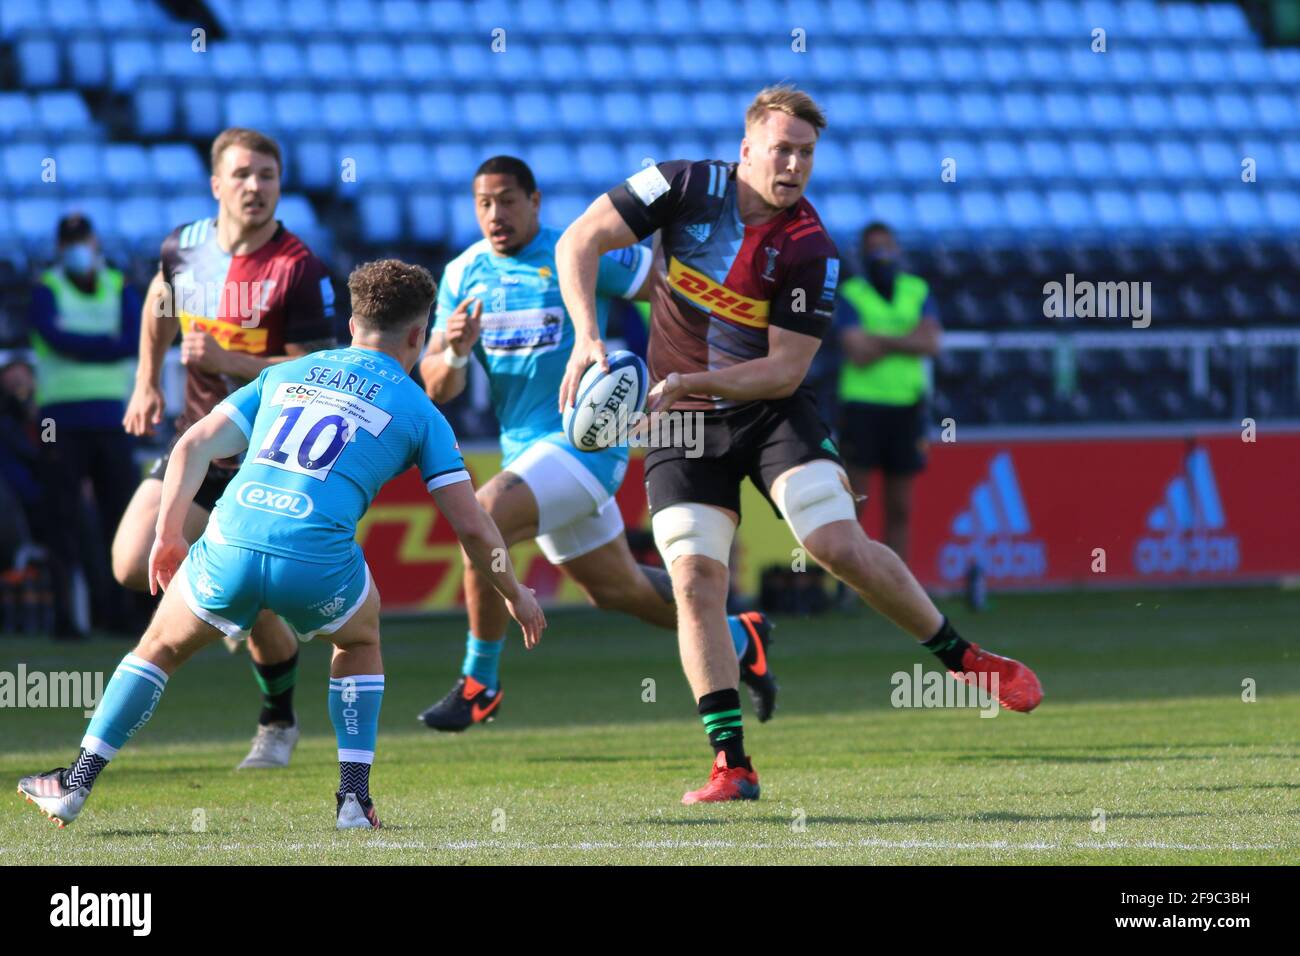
[4,0,1300,263]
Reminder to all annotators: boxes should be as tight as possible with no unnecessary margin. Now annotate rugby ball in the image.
[563,350,649,453]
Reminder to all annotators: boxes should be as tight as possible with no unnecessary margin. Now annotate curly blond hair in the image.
[347,260,437,332]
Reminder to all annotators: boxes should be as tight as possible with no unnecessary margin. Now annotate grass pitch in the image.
[2,587,1297,865]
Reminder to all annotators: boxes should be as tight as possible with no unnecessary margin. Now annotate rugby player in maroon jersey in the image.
[113,128,337,770]
[557,86,1043,804]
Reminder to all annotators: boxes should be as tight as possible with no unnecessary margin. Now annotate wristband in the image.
[443,345,470,369]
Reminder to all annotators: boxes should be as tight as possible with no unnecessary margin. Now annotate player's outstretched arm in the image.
[149,412,249,595]
[124,269,177,437]
[431,479,547,649]
[556,194,640,410]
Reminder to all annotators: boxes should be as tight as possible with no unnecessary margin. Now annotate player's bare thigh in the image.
[559,534,650,605]
[112,478,209,590]
[133,580,226,674]
[475,470,539,547]
[321,576,382,676]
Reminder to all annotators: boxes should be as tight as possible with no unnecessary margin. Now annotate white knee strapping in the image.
[651,503,736,567]
[773,460,858,544]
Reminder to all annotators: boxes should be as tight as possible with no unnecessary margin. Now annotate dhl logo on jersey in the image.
[179,312,270,353]
[667,258,769,329]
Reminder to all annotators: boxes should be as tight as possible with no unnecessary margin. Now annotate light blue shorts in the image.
[177,536,371,641]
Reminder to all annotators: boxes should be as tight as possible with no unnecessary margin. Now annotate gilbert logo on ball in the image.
[563,350,649,452]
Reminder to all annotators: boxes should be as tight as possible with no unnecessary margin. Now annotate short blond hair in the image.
[210,127,282,174]
[744,85,826,136]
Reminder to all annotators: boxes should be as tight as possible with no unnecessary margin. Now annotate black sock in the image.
[338,761,371,802]
[698,688,747,769]
[253,652,298,726]
[61,749,108,792]
[922,617,971,671]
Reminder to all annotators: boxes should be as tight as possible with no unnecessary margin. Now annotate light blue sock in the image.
[81,654,169,760]
[726,615,749,660]
[461,633,503,691]
[328,674,385,764]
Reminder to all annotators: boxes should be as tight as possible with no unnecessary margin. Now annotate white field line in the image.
[1,839,1281,854]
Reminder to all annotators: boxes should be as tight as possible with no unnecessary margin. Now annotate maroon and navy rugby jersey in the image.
[608,159,839,410]
[160,219,335,452]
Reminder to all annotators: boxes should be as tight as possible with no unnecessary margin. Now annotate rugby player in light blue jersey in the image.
[17,260,545,831]
[417,157,776,732]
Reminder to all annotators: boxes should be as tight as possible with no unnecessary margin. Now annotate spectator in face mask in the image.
[833,222,942,565]
[26,214,144,635]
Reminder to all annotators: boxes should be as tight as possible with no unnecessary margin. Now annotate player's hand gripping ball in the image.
[563,350,649,453]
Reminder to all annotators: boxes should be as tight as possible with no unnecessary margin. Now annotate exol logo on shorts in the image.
[939,452,1047,581]
[235,482,315,519]
[1135,448,1239,575]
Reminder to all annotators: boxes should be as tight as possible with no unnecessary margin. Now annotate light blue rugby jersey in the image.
[432,225,651,494]
[210,347,469,563]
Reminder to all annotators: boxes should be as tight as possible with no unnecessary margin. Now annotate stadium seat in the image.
[306,41,349,82]
[413,91,459,133]
[821,192,870,236]
[17,36,61,88]
[1178,189,1223,230]
[511,92,554,135]
[258,41,306,83]
[181,86,223,137]
[4,143,51,193]
[1264,191,1300,230]
[1196,139,1239,180]
[0,95,36,138]
[893,139,937,182]
[150,143,202,192]
[358,192,402,244]
[371,90,415,135]
[1155,139,1198,180]
[1112,140,1157,181]
[276,193,319,233]
[1093,189,1136,230]
[958,190,1004,230]
[867,191,916,232]
[528,142,570,192]
[166,194,214,232]
[1046,189,1093,230]
[53,142,99,191]
[321,91,370,133]
[1129,93,1173,132]
[1003,189,1048,230]
[448,196,481,246]
[406,191,446,243]
[851,140,894,181]
[399,43,441,83]
[462,92,509,133]
[385,142,429,186]
[430,142,479,188]
[1025,140,1068,180]
[103,145,150,189]
[14,197,61,247]
[335,141,385,189]
[115,195,165,244]
[68,37,108,88]
[1068,140,1110,180]
[225,88,273,130]
[576,141,619,189]
[211,40,258,83]
[35,91,93,134]
[1222,189,1266,230]
[288,138,334,190]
